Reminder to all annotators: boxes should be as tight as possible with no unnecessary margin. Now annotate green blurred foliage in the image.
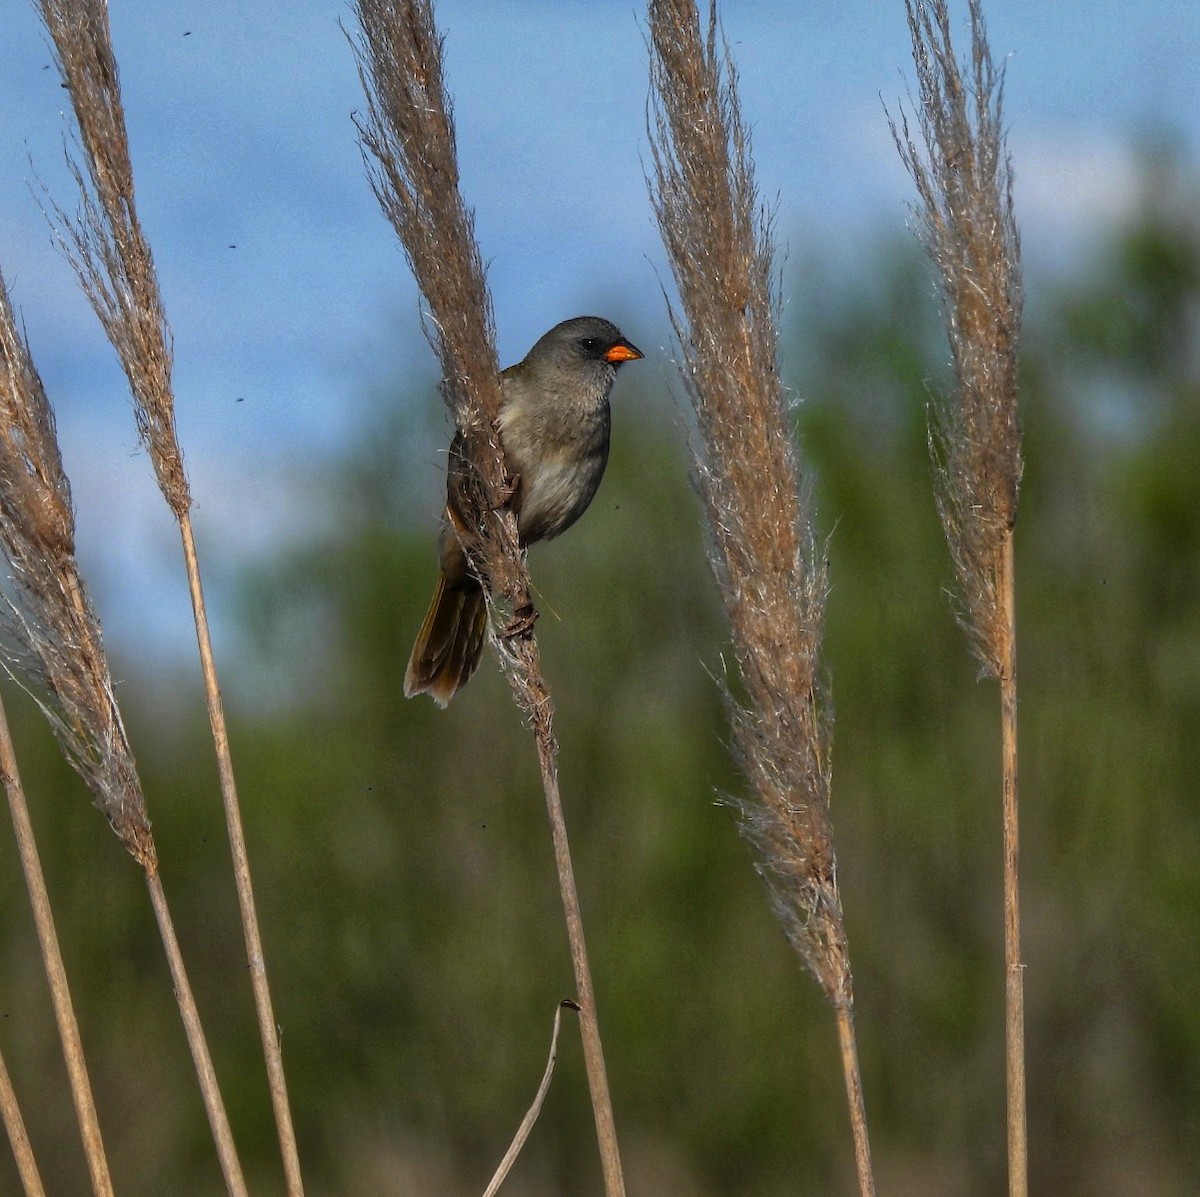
[2,151,1199,1195]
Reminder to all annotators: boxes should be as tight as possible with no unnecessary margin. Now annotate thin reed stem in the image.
[528,695,624,1195]
[143,872,249,1197]
[999,529,1026,1196]
[179,512,304,1196]
[0,1040,47,1197]
[834,1004,874,1197]
[0,692,111,1197]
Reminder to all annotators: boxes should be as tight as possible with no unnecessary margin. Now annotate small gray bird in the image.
[404,316,643,706]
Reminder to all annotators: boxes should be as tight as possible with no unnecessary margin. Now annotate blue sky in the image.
[1,1,1197,662]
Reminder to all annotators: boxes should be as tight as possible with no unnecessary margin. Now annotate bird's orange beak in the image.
[603,340,644,364]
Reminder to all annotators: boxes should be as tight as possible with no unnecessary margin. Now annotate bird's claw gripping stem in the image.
[491,471,520,511]
[503,601,539,639]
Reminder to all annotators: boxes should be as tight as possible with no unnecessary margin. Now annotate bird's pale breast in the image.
[516,441,609,544]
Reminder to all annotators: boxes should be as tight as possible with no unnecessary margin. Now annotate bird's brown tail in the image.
[404,571,489,707]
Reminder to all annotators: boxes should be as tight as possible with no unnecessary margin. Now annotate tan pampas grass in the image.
[890,2,1027,1193]
[36,2,304,1191]
[0,271,90,1197]
[890,0,1023,674]
[0,269,149,865]
[647,3,874,1193]
[0,266,246,1195]
[349,3,626,1193]
[349,0,508,562]
[36,0,187,517]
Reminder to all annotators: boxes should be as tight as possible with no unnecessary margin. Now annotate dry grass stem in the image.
[176,510,306,1196]
[36,4,304,1188]
[141,870,250,1197]
[0,265,249,1196]
[891,4,1026,1194]
[0,1039,47,1197]
[350,4,625,1193]
[0,678,111,1196]
[647,3,873,1193]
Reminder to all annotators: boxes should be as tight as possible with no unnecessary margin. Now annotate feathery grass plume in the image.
[890,3,1027,1194]
[349,4,626,1193]
[647,3,874,1193]
[36,3,304,1189]
[0,266,249,1197]
[0,271,151,866]
[0,272,113,1196]
[36,0,188,518]
[349,0,514,597]
[890,0,1023,675]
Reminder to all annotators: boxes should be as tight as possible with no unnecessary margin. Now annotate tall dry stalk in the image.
[890,2,1026,1193]
[0,271,111,1196]
[647,3,874,1193]
[0,699,106,1197]
[0,1040,46,1197]
[348,3,625,1193]
[0,265,248,1194]
[34,3,304,1192]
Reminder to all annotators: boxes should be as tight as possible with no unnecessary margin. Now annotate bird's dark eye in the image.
[579,337,600,354]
